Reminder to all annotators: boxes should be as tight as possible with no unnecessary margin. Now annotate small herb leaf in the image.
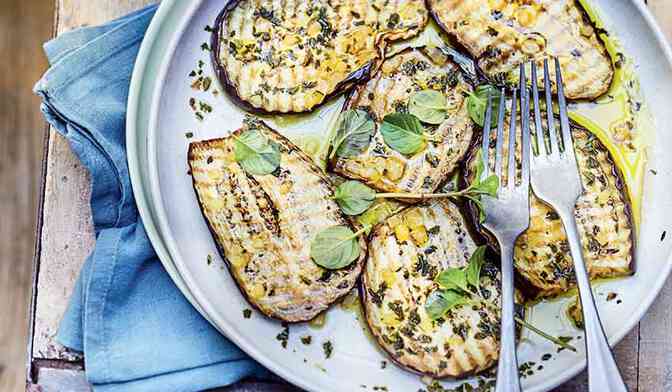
[331,109,375,158]
[333,181,376,216]
[436,268,469,293]
[425,290,469,320]
[379,113,427,155]
[466,246,487,289]
[474,175,499,197]
[234,130,281,175]
[310,226,361,269]
[467,85,501,127]
[409,90,447,125]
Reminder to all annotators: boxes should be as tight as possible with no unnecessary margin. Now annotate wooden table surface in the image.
[26,1,672,391]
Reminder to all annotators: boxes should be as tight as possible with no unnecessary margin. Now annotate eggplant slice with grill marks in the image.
[427,0,614,100]
[211,0,428,114]
[361,200,503,378]
[331,48,474,194]
[464,121,634,298]
[188,120,366,322]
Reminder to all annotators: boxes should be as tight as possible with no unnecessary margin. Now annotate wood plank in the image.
[638,278,672,392]
[635,4,672,392]
[0,0,54,391]
[32,0,153,362]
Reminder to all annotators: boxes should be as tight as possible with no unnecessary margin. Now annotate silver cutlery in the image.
[480,65,532,392]
[527,58,628,392]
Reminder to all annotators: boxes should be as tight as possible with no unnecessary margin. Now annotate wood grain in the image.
[0,1,54,391]
[632,4,672,392]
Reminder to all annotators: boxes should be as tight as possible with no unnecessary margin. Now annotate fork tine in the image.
[507,88,518,190]
[494,88,507,180]
[519,64,531,188]
[543,59,559,156]
[530,62,545,156]
[481,91,494,178]
[555,58,575,157]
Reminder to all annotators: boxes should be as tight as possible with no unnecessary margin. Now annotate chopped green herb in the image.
[276,324,289,349]
[322,340,333,359]
[243,309,252,318]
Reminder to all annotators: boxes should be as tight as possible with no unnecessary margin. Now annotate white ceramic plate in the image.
[128,1,672,391]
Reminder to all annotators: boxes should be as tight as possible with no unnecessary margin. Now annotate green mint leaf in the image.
[436,267,469,292]
[474,175,499,197]
[425,290,469,320]
[331,109,375,159]
[467,85,501,128]
[333,181,376,216]
[234,130,281,175]
[310,226,362,269]
[408,90,447,125]
[379,113,427,155]
[466,246,487,289]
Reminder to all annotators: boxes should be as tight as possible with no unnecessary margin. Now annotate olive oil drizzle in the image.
[569,0,653,230]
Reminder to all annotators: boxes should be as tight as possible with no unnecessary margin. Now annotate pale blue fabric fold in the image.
[34,5,268,391]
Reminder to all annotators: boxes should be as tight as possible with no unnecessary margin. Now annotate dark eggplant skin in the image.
[188,119,368,323]
[426,0,615,101]
[210,0,426,115]
[461,121,636,299]
[210,2,377,116]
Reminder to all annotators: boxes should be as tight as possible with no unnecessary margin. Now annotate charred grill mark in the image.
[244,172,281,236]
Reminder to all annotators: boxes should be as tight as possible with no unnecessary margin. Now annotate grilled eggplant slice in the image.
[361,200,502,378]
[212,0,428,114]
[427,0,614,100]
[465,121,634,298]
[331,48,474,194]
[188,120,366,322]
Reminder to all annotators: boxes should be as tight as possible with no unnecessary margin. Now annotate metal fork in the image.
[528,58,628,392]
[480,65,531,392]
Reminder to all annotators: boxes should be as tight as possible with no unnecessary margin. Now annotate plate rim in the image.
[127,1,672,391]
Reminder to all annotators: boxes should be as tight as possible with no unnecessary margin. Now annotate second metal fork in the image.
[529,58,628,392]
[480,65,531,392]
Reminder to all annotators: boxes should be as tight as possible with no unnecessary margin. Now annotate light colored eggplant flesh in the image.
[331,48,474,194]
[211,0,428,114]
[427,0,614,100]
[465,120,634,298]
[188,120,366,322]
[361,200,502,378]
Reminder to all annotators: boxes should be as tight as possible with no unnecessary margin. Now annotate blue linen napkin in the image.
[34,5,268,391]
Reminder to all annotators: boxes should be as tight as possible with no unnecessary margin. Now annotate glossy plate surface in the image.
[127,1,672,391]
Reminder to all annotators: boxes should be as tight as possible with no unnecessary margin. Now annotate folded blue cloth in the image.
[34,5,268,391]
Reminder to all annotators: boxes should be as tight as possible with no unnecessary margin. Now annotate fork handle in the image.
[559,208,629,392]
[495,244,521,392]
